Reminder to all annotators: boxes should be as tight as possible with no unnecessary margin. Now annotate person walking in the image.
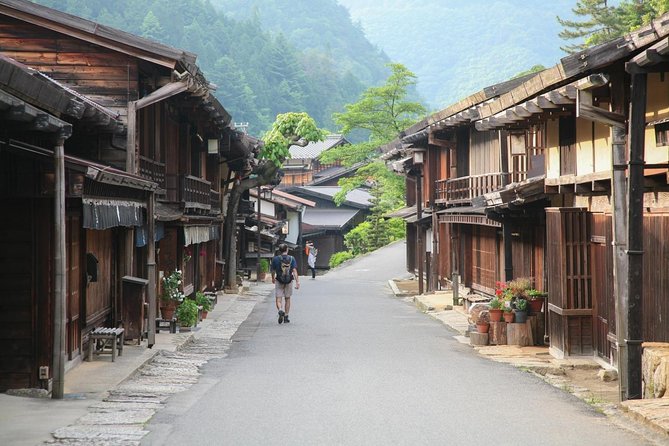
[271,243,300,324]
[307,243,318,279]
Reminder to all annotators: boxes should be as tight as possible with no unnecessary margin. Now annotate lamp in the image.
[207,139,219,154]
[412,149,425,165]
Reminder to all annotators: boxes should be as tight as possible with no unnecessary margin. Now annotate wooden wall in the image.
[591,213,615,363]
[643,214,669,342]
[469,225,498,295]
[85,229,115,328]
[0,199,37,390]
[0,16,140,116]
[469,129,500,176]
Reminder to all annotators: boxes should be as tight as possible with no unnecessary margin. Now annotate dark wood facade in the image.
[0,0,255,394]
[385,12,669,398]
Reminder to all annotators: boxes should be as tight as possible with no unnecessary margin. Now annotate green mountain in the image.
[32,0,389,135]
[338,0,578,109]
[210,0,391,86]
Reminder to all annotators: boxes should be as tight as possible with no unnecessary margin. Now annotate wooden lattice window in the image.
[655,122,669,146]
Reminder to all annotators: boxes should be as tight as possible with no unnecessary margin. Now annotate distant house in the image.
[286,186,372,273]
[282,134,350,186]
[243,187,315,272]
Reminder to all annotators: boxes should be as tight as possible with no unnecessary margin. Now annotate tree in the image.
[222,113,324,289]
[140,10,167,43]
[557,0,669,54]
[322,62,426,166]
[557,0,622,54]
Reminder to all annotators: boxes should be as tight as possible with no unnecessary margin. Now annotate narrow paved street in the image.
[143,241,651,445]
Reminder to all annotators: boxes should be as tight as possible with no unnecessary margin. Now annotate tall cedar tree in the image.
[558,0,669,54]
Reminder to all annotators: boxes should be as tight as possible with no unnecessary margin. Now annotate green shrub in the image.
[176,299,199,326]
[259,258,270,273]
[329,251,355,268]
[195,291,212,312]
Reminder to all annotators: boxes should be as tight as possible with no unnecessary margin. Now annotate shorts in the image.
[275,281,293,298]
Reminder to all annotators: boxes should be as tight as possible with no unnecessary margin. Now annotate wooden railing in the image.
[180,175,211,210]
[138,156,165,189]
[435,172,510,205]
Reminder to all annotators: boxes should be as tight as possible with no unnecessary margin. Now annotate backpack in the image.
[276,255,294,284]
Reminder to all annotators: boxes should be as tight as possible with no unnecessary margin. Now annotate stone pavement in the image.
[390,278,669,443]
[0,281,273,446]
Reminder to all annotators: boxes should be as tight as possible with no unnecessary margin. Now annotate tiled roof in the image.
[302,208,360,228]
[289,134,348,159]
[292,186,373,208]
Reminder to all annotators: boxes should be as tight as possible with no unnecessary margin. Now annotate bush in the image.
[176,299,199,327]
[329,251,355,268]
[259,258,270,273]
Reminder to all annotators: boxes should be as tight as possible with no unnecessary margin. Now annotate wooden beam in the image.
[533,95,559,109]
[578,103,625,128]
[548,90,574,105]
[135,81,190,110]
[513,105,533,118]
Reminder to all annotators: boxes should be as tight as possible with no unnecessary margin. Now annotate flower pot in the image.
[160,302,177,320]
[202,310,208,319]
[476,323,490,334]
[489,309,503,322]
[503,312,515,323]
[528,298,544,314]
[514,310,528,323]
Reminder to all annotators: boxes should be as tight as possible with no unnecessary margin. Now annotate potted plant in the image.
[527,289,547,314]
[514,297,528,323]
[507,277,532,299]
[259,258,269,281]
[176,299,199,330]
[489,296,503,322]
[160,270,185,320]
[503,304,515,323]
[475,311,490,333]
[195,291,212,319]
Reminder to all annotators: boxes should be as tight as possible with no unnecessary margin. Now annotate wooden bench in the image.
[155,318,177,334]
[88,327,124,362]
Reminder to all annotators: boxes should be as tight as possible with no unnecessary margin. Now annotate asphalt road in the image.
[144,241,652,446]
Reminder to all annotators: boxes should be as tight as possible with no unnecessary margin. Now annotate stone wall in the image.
[642,343,669,398]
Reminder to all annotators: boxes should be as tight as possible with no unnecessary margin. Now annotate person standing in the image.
[307,244,318,279]
[271,243,300,324]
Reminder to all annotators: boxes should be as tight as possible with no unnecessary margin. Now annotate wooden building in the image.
[0,0,255,395]
[286,186,372,273]
[283,134,349,186]
[384,15,669,399]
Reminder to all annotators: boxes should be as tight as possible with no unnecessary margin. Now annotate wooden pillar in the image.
[608,65,629,401]
[127,101,137,174]
[500,130,513,281]
[416,165,424,295]
[626,71,646,400]
[52,128,70,399]
[147,191,156,347]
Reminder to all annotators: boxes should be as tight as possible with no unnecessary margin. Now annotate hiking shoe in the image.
[278,310,285,324]
[284,315,290,323]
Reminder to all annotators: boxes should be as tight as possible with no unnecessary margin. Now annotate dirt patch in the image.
[563,367,620,405]
[393,279,420,295]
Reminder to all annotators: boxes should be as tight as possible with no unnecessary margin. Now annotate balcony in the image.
[139,156,165,189]
[435,172,510,205]
[180,175,211,211]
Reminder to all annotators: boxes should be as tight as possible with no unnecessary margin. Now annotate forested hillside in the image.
[210,0,390,87]
[33,0,390,135]
[338,0,578,109]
